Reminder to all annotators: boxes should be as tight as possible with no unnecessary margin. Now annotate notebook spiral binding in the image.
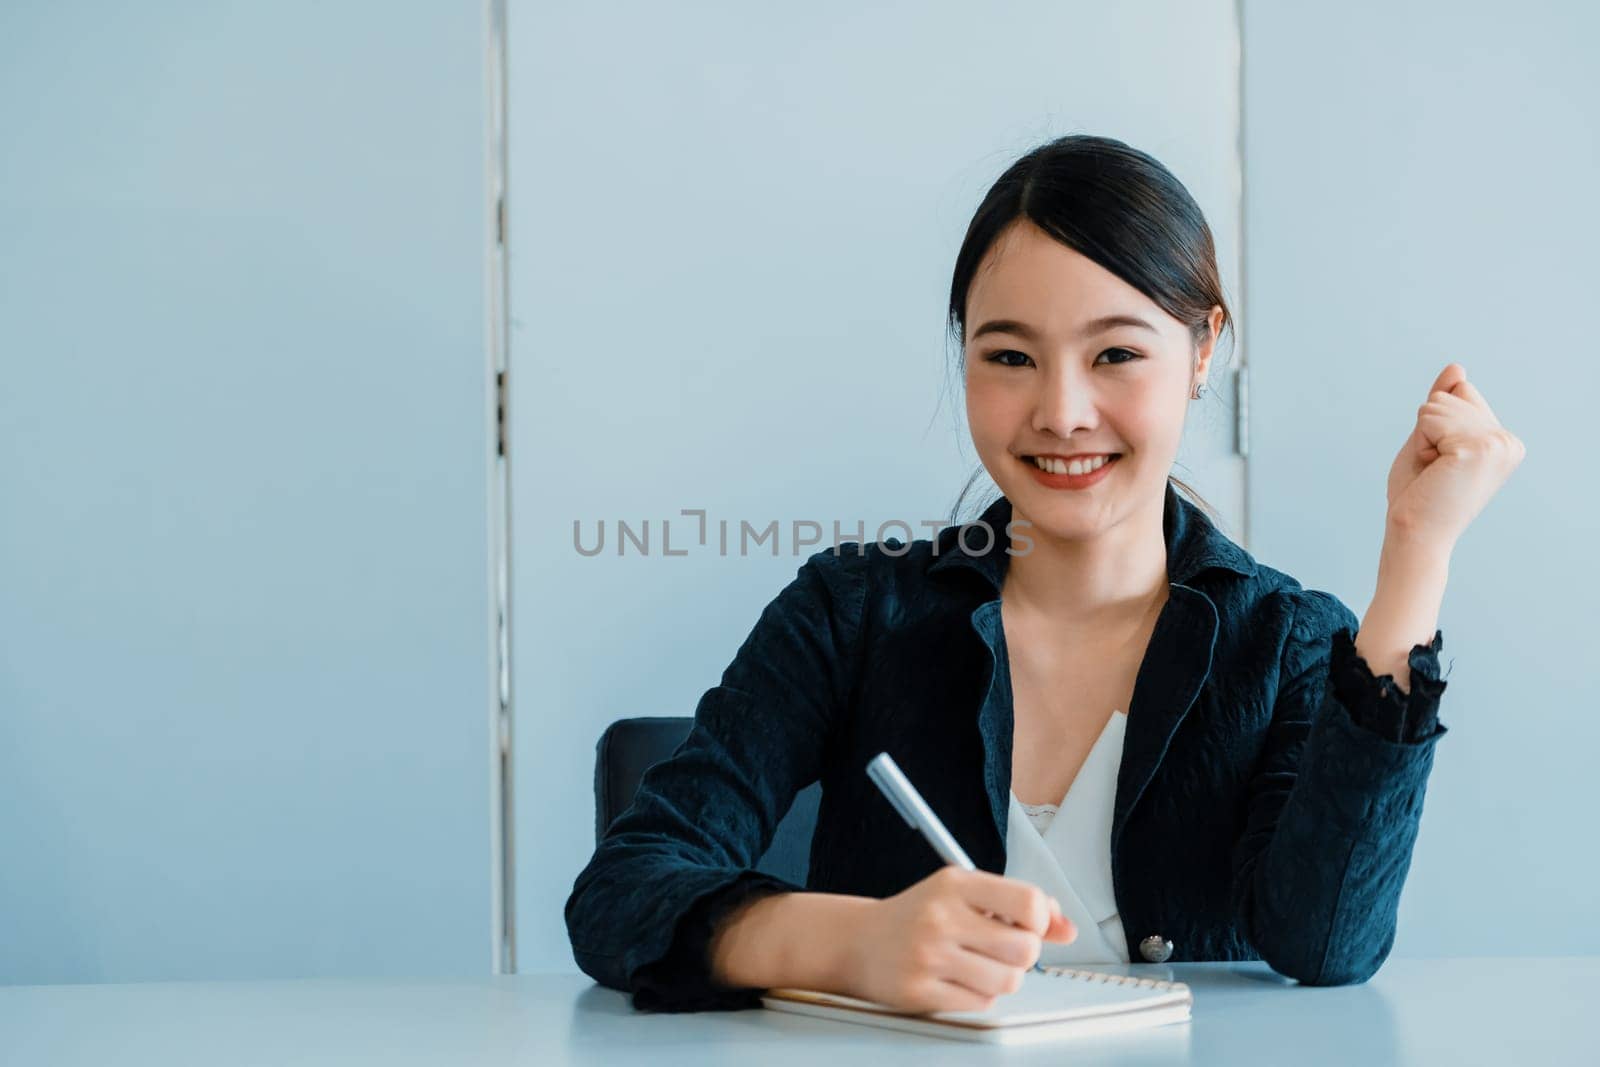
[1037,965,1189,992]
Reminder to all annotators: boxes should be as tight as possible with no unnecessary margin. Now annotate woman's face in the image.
[963,218,1218,541]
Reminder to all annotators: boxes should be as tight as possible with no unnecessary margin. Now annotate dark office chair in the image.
[593,715,820,886]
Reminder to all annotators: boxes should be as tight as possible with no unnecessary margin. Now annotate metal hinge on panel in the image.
[1234,365,1250,458]
[496,197,506,245]
[496,370,507,457]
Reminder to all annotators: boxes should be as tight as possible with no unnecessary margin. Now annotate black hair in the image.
[944,133,1233,526]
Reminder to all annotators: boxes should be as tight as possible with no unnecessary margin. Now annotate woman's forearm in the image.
[708,890,877,993]
[1356,523,1452,695]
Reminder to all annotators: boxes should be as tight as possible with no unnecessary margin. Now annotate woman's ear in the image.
[1193,305,1224,384]
[1202,305,1224,355]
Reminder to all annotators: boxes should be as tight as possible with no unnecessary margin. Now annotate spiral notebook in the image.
[761,965,1192,1046]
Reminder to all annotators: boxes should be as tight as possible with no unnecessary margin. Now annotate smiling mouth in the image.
[1021,453,1122,475]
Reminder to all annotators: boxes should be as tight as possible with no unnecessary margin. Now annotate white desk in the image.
[1,959,1589,1065]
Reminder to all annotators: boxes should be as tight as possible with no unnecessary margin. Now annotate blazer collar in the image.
[937,483,1254,867]
[927,481,1257,592]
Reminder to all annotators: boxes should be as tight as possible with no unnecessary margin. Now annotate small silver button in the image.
[1139,935,1173,963]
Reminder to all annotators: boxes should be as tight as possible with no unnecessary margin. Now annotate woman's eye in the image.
[983,348,1141,368]
[986,350,1033,368]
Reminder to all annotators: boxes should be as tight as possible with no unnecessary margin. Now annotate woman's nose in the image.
[1031,371,1098,437]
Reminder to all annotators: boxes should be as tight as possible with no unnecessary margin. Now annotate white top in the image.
[1003,708,1131,965]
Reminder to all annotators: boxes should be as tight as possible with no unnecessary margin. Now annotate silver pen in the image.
[866,751,976,869]
[866,751,1050,972]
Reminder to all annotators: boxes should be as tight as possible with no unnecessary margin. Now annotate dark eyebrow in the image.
[969,314,1158,342]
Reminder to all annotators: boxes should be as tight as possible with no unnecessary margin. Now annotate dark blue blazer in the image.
[567,484,1450,1011]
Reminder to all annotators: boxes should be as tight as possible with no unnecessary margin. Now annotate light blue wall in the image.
[506,0,1246,971]
[0,3,495,982]
[1244,0,1598,955]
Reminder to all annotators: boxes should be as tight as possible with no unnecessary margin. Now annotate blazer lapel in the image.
[970,598,1013,862]
[1110,582,1220,850]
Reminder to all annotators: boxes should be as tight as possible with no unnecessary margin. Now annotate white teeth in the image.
[1033,454,1113,476]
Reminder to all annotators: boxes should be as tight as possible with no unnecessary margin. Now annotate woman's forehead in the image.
[968,240,1172,342]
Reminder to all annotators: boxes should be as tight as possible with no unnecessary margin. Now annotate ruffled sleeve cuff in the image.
[629,871,796,1012]
[1329,627,1448,744]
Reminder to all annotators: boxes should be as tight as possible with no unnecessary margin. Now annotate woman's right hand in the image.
[843,866,1077,1013]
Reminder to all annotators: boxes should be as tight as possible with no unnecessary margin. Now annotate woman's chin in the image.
[1003,465,1148,536]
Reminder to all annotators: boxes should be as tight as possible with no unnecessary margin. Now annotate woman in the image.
[565,134,1525,1014]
